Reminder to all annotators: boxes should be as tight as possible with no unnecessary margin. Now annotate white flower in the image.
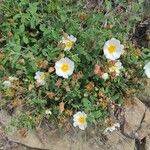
[73,111,87,130]
[45,109,52,115]
[55,57,74,78]
[60,34,77,51]
[103,38,124,60]
[3,80,12,87]
[104,123,120,134]
[144,62,150,78]
[102,73,109,80]
[109,60,123,76]
[3,76,18,87]
[34,71,46,85]
[9,76,18,81]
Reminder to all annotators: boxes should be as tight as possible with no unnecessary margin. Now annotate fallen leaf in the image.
[59,102,65,113]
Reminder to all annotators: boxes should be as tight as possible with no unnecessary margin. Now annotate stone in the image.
[105,131,135,150]
[7,127,107,150]
[138,79,150,107]
[145,136,150,150]
[1,98,149,150]
[136,108,150,140]
[123,98,146,138]
[0,110,12,125]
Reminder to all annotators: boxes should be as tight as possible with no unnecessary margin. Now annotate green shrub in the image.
[0,0,148,130]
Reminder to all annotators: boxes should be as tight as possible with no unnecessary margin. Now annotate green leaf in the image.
[87,114,95,124]
[28,3,38,14]
[92,110,102,119]
[71,54,81,63]
[13,14,21,20]
[105,0,112,11]
[19,24,25,33]
[23,36,29,44]
[83,98,92,110]
[39,24,46,31]
[111,93,120,101]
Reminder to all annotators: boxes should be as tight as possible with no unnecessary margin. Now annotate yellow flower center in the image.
[108,45,116,53]
[78,116,85,124]
[111,66,117,72]
[61,64,70,72]
[65,41,73,47]
[40,74,45,80]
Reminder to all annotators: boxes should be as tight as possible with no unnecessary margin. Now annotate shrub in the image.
[0,0,148,130]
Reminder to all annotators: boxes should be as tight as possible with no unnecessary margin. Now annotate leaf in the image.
[83,98,92,110]
[39,24,46,31]
[23,36,29,44]
[92,110,102,119]
[28,3,38,14]
[87,114,95,124]
[19,24,25,33]
[111,93,120,101]
[71,54,80,63]
[59,102,65,113]
[11,54,20,68]
[13,14,21,20]
[105,0,112,11]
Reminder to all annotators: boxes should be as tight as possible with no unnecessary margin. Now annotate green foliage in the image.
[0,0,147,129]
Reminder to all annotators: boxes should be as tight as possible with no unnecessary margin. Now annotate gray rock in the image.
[145,136,150,150]
[123,98,146,138]
[136,108,150,140]
[105,131,135,150]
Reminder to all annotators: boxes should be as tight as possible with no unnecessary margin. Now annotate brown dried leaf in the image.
[59,101,65,113]
[47,92,55,99]
[85,81,95,91]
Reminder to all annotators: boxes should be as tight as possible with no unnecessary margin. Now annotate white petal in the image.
[45,110,52,115]
[3,81,12,87]
[64,46,71,51]
[35,71,41,75]
[68,35,77,42]
[145,69,150,78]
[114,123,120,128]
[112,51,122,60]
[102,73,109,80]
[73,111,82,119]
[79,123,87,130]
[55,69,64,77]
[9,76,18,81]
[62,74,69,78]
[104,51,116,60]
[61,38,68,43]
[144,62,150,70]
[37,80,46,85]
[104,128,109,134]
[110,126,116,132]
[73,122,78,127]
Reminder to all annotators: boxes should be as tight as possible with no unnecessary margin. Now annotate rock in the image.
[123,98,150,140]
[7,127,107,150]
[145,136,150,150]
[105,131,135,150]
[136,108,150,140]
[123,98,146,138]
[138,79,150,107]
[0,110,105,150]
[0,110,12,125]
[1,98,149,150]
